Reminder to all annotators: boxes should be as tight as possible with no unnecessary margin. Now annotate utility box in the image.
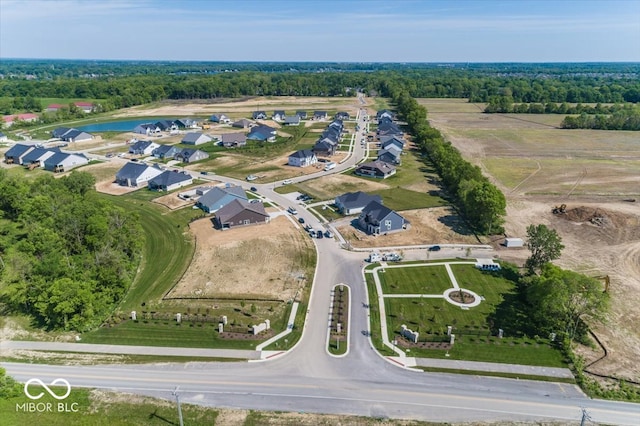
[504,237,524,248]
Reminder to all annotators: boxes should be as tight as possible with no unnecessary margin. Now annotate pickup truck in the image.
[287,207,298,215]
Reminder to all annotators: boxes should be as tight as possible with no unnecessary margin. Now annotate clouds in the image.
[0,0,638,61]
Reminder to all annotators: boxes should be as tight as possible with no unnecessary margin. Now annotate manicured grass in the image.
[81,320,260,350]
[378,265,453,294]
[0,351,242,364]
[370,187,447,211]
[417,366,575,383]
[365,274,394,356]
[370,261,567,367]
[2,387,219,426]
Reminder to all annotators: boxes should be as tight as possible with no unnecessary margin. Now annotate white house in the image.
[288,149,317,167]
[115,163,164,187]
[181,132,212,145]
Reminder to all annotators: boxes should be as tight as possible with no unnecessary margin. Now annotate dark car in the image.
[250,186,258,192]
[298,217,305,224]
[428,245,441,251]
[316,231,323,239]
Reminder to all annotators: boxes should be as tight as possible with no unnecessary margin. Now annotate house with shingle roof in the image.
[22,147,57,168]
[59,129,94,142]
[355,160,396,179]
[288,149,317,167]
[232,118,254,129]
[148,170,193,191]
[221,132,247,148]
[152,144,182,159]
[196,185,247,213]
[181,132,212,145]
[357,200,407,235]
[129,140,160,155]
[0,132,8,142]
[174,148,209,163]
[252,111,267,120]
[214,199,270,230]
[115,163,163,187]
[4,143,35,165]
[247,125,277,142]
[295,111,307,119]
[133,123,161,135]
[272,110,286,121]
[335,191,383,215]
[209,113,230,124]
[284,115,300,126]
[313,111,328,121]
[335,111,350,120]
[43,152,89,173]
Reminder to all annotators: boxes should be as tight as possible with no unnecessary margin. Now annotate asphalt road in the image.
[4,102,640,423]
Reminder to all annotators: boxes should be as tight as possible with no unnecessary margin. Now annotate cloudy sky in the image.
[1,0,639,62]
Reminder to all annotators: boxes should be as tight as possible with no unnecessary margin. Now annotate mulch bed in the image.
[218,330,275,340]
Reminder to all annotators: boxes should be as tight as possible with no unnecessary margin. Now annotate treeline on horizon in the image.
[1,62,639,116]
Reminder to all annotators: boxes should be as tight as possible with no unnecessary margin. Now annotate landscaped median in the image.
[365,260,570,376]
[327,284,350,356]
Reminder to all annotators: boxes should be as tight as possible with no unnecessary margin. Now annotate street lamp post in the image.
[172,386,184,426]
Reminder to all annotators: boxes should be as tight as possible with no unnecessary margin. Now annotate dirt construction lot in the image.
[168,215,313,301]
[421,98,640,382]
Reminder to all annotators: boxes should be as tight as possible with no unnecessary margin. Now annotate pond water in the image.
[77,118,171,132]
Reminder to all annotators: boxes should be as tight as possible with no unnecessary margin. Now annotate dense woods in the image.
[0,171,143,331]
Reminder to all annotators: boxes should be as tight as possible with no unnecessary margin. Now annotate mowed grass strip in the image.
[378,265,453,294]
[370,187,447,211]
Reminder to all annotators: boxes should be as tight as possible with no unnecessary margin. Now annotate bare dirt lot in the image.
[168,215,313,301]
[420,98,640,382]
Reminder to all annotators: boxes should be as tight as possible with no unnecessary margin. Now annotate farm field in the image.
[419,98,640,382]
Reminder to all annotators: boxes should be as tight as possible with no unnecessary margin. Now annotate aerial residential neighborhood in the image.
[0,2,638,425]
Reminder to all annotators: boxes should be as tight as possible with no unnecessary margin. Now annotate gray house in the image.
[148,170,193,191]
[252,111,267,120]
[220,132,247,148]
[335,111,350,120]
[196,185,247,213]
[358,201,407,235]
[288,149,317,167]
[214,199,270,230]
[181,132,212,145]
[284,116,300,126]
[377,146,402,165]
[232,118,254,129]
[272,110,286,121]
[152,144,182,159]
[22,148,57,168]
[174,148,209,163]
[43,152,89,173]
[4,143,34,164]
[355,161,396,179]
[295,111,307,119]
[129,140,159,155]
[335,191,383,215]
[115,163,163,187]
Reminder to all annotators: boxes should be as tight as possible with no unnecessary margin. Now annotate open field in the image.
[169,215,314,301]
[379,265,453,294]
[420,98,640,382]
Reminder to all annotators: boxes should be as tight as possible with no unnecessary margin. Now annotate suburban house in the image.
[174,118,198,129]
[214,199,270,230]
[232,118,254,129]
[148,170,193,191]
[355,160,397,179]
[209,113,231,124]
[74,102,95,113]
[129,140,160,156]
[377,121,403,138]
[22,148,57,169]
[380,135,405,150]
[313,111,328,121]
[247,125,277,142]
[272,110,286,121]
[181,132,212,145]
[357,200,408,235]
[2,113,38,127]
[335,191,383,215]
[284,116,300,126]
[312,137,338,157]
[196,185,247,213]
[51,127,94,143]
[46,104,64,113]
[295,111,308,119]
[151,144,182,159]
[288,149,317,167]
[4,143,35,164]
[115,162,164,187]
[221,132,247,148]
[377,145,402,165]
[133,123,161,135]
[376,109,395,121]
[155,119,178,132]
[43,152,89,173]
[335,111,350,120]
[174,148,209,163]
[252,111,267,120]
[0,132,8,142]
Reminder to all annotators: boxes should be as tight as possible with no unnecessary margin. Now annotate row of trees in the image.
[561,110,640,130]
[392,90,506,234]
[0,171,143,331]
[485,97,637,115]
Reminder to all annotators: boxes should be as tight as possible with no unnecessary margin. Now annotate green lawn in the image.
[378,265,453,294]
[370,187,447,211]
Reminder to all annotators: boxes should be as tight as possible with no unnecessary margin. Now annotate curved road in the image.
[4,102,640,424]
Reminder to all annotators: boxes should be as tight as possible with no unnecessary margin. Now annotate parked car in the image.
[428,245,441,251]
[250,186,258,192]
[324,230,333,238]
[298,217,305,224]
[316,231,323,239]
[282,179,293,185]
[287,207,298,215]
[246,174,257,181]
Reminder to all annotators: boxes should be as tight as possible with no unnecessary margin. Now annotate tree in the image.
[0,367,22,399]
[525,264,608,341]
[525,224,564,274]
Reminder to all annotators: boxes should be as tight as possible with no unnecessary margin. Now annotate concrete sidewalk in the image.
[1,340,260,360]
[413,357,574,378]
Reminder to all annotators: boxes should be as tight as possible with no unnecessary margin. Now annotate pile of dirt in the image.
[562,206,616,227]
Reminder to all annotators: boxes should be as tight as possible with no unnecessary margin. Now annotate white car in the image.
[287,207,298,215]
[282,179,293,185]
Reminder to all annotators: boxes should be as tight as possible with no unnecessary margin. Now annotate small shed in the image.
[504,237,524,248]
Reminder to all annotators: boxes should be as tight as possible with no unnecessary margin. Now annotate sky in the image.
[1,0,639,62]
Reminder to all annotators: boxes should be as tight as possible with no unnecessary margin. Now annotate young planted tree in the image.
[525,224,564,274]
